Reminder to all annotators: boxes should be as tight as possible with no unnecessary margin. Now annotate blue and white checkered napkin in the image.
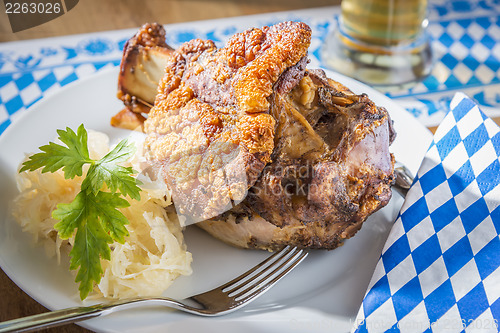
[353,93,500,333]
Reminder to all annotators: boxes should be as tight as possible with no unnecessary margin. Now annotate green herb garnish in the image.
[20,124,141,299]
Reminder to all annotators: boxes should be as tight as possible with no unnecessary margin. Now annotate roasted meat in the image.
[199,70,395,250]
[116,22,396,250]
[143,21,312,223]
[114,22,174,130]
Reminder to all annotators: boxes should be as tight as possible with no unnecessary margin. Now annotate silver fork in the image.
[0,246,307,333]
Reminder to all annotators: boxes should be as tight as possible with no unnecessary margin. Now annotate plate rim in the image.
[0,66,433,332]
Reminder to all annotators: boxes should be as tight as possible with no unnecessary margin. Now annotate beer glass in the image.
[322,0,433,86]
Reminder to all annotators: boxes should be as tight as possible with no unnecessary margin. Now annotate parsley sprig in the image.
[20,124,141,300]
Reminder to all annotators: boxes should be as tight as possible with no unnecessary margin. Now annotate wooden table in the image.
[0,0,338,42]
[0,1,339,332]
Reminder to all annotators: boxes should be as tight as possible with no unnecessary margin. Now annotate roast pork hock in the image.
[114,22,396,251]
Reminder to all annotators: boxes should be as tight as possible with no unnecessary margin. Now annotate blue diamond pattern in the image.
[463,123,489,156]
[438,32,455,47]
[412,234,442,274]
[457,283,489,322]
[462,54,480,70]
[448,160,475,195]
[442,236,474,277]
[491,298,500,323]
[474,237,500,280]
[60,73,78,86]
[401,196,430,233]
[420,164,447,194]
[0,119,10,134]
[0,75,11,88]
[457,18,472,29]
[436,126,461,160]
[492,133,500,156]
[476,159,500,195]
[442,54,459,70]
[363,275,392,318]
[452,1,472,12]
[37,72,57,92]
[481,34,496,49]
[452,96,477,122]
[382,234,412,274]
[424,279,456,324]
[476,16,492,29]
[393,277,424,320]
[430,198,460,233]
[5,95,23,115]
[491,205,500,235]
[422,75,441,91]
[460,197,490,233]
[355,87,500,332]
[14,73,34,90]
[444,74,463,88]
[485,54,500,72]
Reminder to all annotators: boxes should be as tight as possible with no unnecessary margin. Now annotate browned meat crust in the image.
[197,70,396,250]
[143,22,312,222]
[110,108,146,131]
[114,21,396,250]
[117,23,174,115]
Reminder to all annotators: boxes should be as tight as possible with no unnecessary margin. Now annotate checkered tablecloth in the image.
[354,93,500,332]
[0,0,499,134]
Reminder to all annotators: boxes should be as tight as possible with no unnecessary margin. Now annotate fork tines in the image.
[222,246,308,302]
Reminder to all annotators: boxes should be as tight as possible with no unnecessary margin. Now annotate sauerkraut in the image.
[11,130,192,299]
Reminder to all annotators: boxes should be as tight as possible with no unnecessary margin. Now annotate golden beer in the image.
[321,0,433,86]
[341,0,428,46]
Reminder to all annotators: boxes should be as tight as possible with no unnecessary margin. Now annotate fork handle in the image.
[0,303,108,333]
[0,297,197,332]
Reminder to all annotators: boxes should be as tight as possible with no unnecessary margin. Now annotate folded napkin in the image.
[353,93,500,333]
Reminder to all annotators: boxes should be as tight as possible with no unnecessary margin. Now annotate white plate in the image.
[0,67,432,333]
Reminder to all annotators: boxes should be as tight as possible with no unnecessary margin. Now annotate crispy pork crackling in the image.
[115,22,396,250]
